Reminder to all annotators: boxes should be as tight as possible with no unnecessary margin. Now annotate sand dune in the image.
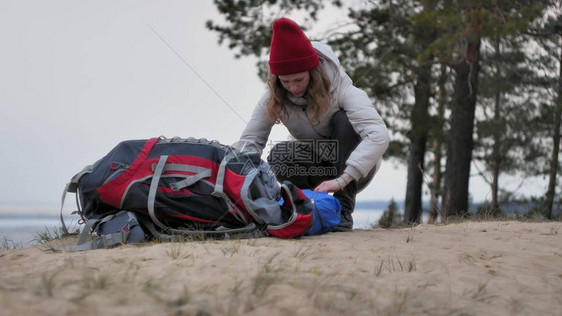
[1,221,561,315]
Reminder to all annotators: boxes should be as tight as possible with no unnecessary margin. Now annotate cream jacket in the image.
[239,42,390,181]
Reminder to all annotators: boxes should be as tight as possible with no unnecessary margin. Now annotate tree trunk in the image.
[429,65,447,224]
[491,56,502,211]
[491,160,500,210]
[545,41,562,219]
[404,61,432,224]
[428,137,443,223]
[444,12,482,218]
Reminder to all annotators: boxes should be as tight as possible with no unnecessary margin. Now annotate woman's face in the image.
[278,71,310,98]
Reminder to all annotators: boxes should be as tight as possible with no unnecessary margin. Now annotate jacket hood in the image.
[312,41,342,94]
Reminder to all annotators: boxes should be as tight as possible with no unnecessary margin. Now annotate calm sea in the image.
[0,208,385,247]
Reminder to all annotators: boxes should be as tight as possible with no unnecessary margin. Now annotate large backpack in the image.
[60,137,315,248]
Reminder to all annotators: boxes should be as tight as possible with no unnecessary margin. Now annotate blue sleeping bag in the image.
[278,189,341,235]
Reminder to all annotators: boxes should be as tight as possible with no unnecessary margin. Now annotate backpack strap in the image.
[169,169,212,191]
[136,215,174,241]
[213,151,237,196]
[59,164,95,235]
[76,218,101,245]
[147,155,170,230]
[150,163,214,191]
[152,163,211,173]
[211,151,240,218]
[138,208,260,239]
[59,183,71,235]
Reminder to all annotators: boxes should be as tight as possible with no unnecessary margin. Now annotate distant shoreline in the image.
[0,209,385,246]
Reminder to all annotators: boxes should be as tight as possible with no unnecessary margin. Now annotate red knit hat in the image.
[268,18,319,75]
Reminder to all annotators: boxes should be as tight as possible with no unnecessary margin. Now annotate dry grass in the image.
[1,236,22,250]
[166,244,182,260]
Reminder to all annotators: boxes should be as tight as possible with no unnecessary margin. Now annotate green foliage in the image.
[206,0,331,57]
[34,226,64,244]
[471,36,542,205]
[0,237,22,250]
[208,0,557,211]
[378,199,399,228]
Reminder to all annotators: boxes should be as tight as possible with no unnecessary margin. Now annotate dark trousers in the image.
[267,110,361,214]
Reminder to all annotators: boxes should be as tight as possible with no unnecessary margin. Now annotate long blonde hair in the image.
[266,66,332,123]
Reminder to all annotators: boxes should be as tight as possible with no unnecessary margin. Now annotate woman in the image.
[238,18,389,231]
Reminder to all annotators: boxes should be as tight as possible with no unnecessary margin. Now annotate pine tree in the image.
[207,0,549,220]
[207,0,440,224]
[378,198,398,228]
[437,0,545,218]
[428,65,450,223]
[526,5,562,219]
[473,36,536,211]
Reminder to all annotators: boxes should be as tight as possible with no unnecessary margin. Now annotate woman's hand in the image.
[313,179,342,193]
[314,173,353,193]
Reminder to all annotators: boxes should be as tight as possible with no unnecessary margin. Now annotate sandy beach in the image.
[1,221,561,315]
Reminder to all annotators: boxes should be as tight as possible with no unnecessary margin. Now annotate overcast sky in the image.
[0,1,547,211]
